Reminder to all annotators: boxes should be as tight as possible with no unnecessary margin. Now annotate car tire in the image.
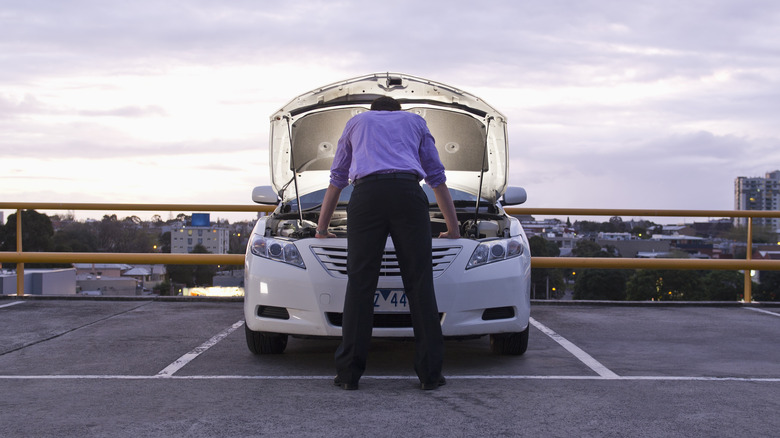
[489,325,529,355]
[245,323,288,354]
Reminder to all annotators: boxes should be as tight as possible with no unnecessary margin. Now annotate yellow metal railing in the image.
[1,203,274,296]
[2,203,780,301]
[505,207,780,302]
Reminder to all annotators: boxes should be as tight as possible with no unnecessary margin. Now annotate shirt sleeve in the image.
[329,122,353,189]
[417,120,447,188]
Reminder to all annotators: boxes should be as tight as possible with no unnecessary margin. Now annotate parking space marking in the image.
[0,301,24,309]
[745,307,780,318]
[1,374,779,382]
[156,320,244,377]
[529,317,620,379]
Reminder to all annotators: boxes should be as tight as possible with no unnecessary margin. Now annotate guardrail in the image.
[2,203,780,301]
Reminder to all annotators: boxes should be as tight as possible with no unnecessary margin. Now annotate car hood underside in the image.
[268,73,509,204]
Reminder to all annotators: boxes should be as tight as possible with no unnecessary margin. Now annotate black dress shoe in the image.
[420,376,446,390]
[333,376,359,390]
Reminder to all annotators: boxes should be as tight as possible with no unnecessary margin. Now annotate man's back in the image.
[332,110,444,187]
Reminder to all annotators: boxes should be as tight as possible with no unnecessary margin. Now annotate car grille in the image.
[311,245,461,278]
[326,312,444,328]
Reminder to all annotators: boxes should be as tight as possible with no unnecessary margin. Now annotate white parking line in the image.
[1,374,779,382]
[745,307,780,318]
[529,317,620,379]
[156,320,244,377]
[0,301,24,309]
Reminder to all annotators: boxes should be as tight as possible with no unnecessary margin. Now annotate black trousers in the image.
[334,178,444,384]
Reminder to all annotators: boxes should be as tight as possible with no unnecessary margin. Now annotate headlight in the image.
[250,235,305,269]
[466,237,525,269]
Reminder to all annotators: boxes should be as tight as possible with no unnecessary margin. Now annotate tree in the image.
[96,214,157,253]
[570,239,626,300]
[0,210,54,252]
[701,271,743,301]
[626,270,704,301]
[52,221,99,252]
[98,214,125,251]
[573,269,628,300]
[229,232,248,255]
[630,226,649,239]
[159,231,171,253]
[607,216,626,232]
[528,235,564,299]
[725,226,776,244]
[573,220,602,233]
[1,210,58,268]
[154,279,172,296]
[571,240,604,257]
[755,271,780,302]
[165,244,217,287]
[1,210,57,269]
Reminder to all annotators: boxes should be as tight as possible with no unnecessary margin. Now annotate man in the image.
[316,96,460,390]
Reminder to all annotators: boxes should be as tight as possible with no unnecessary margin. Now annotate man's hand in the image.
[431,183,460,240]
[315,184,343,239]
[438,230,461,239]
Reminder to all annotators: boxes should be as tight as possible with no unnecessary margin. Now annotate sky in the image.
[2,0,780,223]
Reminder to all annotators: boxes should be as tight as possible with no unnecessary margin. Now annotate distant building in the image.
[73,263,132,278]
[734,170,780,230]
[1,268,76,295]
[691,219,733,238]
[73,263,164,296]
[597,239,671,258]
[170,213,229,254]
[597,232,632,240]
[122,265,166,291]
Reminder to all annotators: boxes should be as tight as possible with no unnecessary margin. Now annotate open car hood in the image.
[268,72,509,203]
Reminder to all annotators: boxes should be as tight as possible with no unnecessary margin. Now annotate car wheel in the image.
[489,325,529,355]
[245,323,288,354]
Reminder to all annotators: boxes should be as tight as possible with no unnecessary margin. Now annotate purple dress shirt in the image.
[329,110,447,189]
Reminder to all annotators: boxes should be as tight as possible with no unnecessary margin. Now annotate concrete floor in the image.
[1,297,779,437]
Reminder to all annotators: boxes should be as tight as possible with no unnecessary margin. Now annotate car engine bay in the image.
[263,206,513,240]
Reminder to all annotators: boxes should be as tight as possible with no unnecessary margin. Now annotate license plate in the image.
[374,289,409,312]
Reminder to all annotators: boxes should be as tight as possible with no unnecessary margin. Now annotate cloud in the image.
[77,105,167,117]
[512,129,780,212]
[0,122,260,159]
[2,0,780,217]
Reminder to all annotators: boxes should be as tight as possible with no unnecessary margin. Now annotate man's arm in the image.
[431,183,460,239]
[315,184,343,238]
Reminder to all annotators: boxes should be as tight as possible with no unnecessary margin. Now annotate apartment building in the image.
[171,226,229,254]
[734,170,780,230]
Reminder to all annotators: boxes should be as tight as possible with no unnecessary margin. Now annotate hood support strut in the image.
[471,116,493,237]
[284,116,305,228]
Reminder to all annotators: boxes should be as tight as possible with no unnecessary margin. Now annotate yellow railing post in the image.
[16,208,24,296]
[744,217,753,303]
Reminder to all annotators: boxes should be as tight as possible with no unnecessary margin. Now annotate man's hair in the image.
[370,96,402,111]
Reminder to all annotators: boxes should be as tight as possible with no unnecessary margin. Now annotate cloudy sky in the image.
[2,0,780,222]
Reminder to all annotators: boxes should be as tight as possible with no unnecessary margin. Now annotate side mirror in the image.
[252,186,280,205]
[501,186,527,206]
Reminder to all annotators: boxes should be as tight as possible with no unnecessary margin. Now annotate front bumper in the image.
[243,237,531,338]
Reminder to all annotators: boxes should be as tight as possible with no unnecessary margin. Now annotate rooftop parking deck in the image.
[1,297,779,437]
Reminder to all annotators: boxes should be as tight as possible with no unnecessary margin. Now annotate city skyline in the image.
[3,0,780,222]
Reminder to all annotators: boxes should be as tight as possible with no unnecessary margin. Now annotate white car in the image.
[244,73,531,355]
